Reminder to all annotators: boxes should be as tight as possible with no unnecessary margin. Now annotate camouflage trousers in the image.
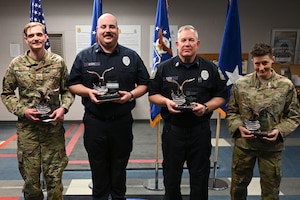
[230,145,282,200]
[16,120,68,200]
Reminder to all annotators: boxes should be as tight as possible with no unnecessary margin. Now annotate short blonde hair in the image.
[23,22,45,36]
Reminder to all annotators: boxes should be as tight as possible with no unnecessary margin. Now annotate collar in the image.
[24,50,49,67]
[252,68,277,89]
[174,56,200,69]
[94,43,120,55]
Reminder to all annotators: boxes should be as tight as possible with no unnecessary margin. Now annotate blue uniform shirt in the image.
[148,56,227,127]
[68,43,149,118]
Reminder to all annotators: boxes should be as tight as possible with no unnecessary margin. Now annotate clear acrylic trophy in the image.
[35,103,52,122]
[166,77,196,112]
[243,103,269,137]
[35,88,59,122]
[87,67,121,101]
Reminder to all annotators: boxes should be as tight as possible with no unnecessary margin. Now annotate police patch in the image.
[122,56,130,66]
[201,70,209,80]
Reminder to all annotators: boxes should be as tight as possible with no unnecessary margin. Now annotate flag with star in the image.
[217,0,243,117]
[29,0,51,51]
[91,0,102,45]
[150,0,173,127]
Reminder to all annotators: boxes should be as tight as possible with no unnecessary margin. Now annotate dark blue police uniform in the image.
[148,55,227,200]
[68,43,149,200]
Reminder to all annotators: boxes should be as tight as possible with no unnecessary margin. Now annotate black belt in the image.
[168,118,209,131]
[170,124,203,132]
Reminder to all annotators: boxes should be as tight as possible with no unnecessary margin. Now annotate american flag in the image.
[91,0,102,45]
[29,0,51,51]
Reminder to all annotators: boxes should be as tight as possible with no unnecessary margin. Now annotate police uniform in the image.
[148,56,227,200]
[68,43,149,200]
[226,69,300,199]
[1,50,74,200]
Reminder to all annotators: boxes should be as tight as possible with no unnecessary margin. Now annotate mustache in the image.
[104,33,113,37]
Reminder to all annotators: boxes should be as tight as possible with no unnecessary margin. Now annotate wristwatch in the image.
[203,104,209,114]
[129,91,135,102]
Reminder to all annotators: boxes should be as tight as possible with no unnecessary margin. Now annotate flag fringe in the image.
[149,114,162,128]
[216,108,226,118]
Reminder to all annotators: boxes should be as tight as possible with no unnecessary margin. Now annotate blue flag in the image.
[91,0,102,45]
[150,0,173,127]
[218,0,243,117]
[29,0,51,51]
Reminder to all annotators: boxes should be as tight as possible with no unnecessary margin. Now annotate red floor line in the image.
[0,124,78,158]
[129,159,163,163]
[0,197,20,200]
[0,154,17,157]
[65,123,84,156]
[64,123,77,138]
[0,123,77,150]
[68,160,89,164]
[0,134,17,149]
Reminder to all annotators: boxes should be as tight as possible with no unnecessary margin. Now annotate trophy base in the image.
[175,104,196,112]
[96,93,121,101]
[251,131,269,137]
[35,104,52,122]
[38,115,54,123]
[42,118,54,123]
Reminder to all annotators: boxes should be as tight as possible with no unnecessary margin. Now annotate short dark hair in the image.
[250,43,273,58]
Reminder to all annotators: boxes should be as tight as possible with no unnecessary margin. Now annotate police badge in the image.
[87,67,121,101]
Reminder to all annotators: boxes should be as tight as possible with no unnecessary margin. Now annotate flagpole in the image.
[208,112,228,190]
[155,120,161,187]
[143,120,164,191]
[145,0,172,190]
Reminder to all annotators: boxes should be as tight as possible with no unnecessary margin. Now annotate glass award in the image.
[87,67,121,101]
[166,77,196,112]
[244,108,268,137]
[35,89,58,122]
[35,103,52,122]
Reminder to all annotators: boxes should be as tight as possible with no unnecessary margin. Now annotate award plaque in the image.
[87,67,121,101]
[166,77,196,112]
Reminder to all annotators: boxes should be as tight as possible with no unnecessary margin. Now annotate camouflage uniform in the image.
[226,69,300,200]
[1,50,74,200]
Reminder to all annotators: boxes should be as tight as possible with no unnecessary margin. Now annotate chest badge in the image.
[122,56,130,66]
[201,70,209,80]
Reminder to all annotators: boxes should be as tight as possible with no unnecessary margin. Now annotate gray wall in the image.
[0,0,299,121]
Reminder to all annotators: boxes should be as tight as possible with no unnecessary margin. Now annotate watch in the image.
[203,104,209,114]
[129,91,135,102]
